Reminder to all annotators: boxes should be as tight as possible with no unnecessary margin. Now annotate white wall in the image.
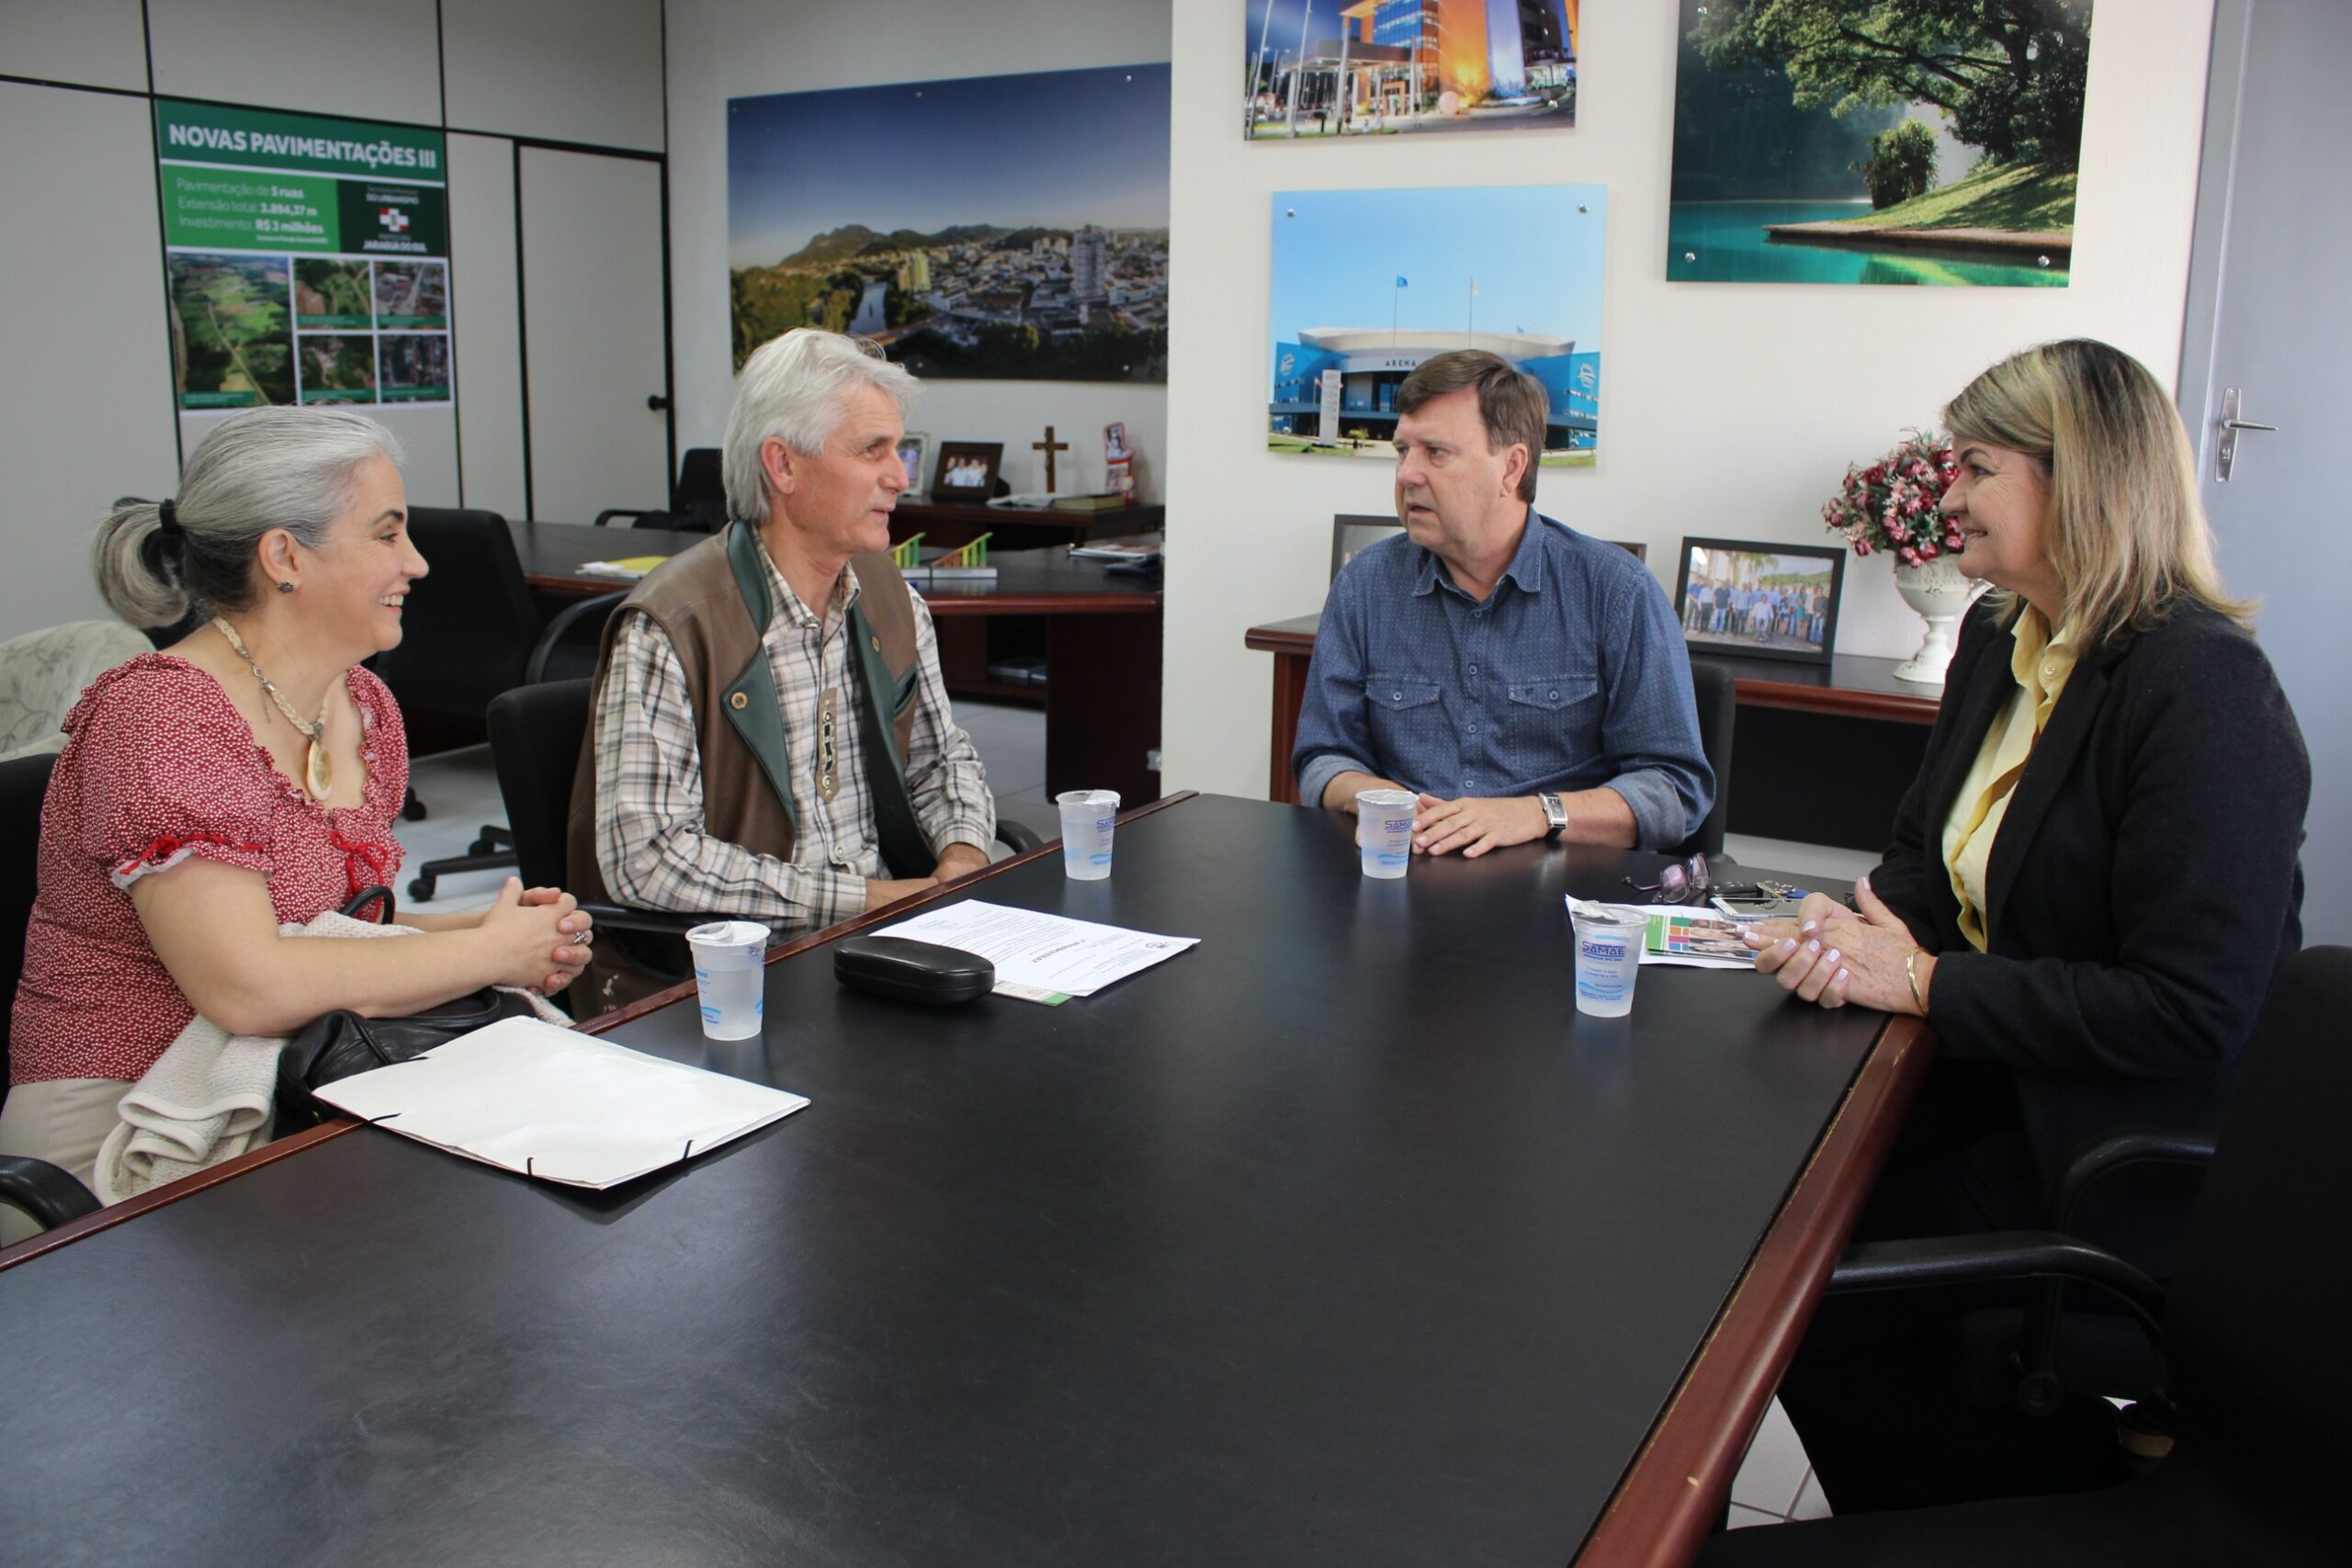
[1163,1,2218,801]
[663,0,1173,499]
[0,0,665,641]
[0,80,182,634]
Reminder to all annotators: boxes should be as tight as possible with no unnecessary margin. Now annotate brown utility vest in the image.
[564,522,932,1006]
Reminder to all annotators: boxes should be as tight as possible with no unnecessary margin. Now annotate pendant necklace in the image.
[211,616,334,799]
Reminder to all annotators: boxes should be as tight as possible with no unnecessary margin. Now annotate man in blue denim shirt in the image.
[1293,351,1712,854]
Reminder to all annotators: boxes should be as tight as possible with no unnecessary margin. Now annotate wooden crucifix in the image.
[1033,424,1070,492]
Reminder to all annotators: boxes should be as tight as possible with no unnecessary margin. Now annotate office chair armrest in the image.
[525,592,626,684]
[591,508,651,527]
[994,820,1044,854]
[1830,1231,2168,1363]
[2007,1131,2220,1410]
[2045,1132,2218,1235]
[0,1155,103,1232]
[578,900,710,939]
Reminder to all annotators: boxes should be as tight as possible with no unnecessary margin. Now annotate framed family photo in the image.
[896,432,931,498]
[932,441,1003,499]
[1329,513,1405,581]
[1673,537,1844,667]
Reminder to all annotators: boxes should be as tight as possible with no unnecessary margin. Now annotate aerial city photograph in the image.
[728,64,1170,382]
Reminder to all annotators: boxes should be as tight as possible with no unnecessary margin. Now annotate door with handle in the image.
[2182,0,2352,942]
[518,145,671,524]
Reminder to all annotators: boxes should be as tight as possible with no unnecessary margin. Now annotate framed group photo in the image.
[896,432,931,498]
[1673,537,1844,666]
[932,441,1003,498]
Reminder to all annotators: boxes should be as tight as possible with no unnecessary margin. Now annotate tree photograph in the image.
[1666,0,2091,287]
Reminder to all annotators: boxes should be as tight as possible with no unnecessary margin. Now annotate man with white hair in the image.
[568,329,994,1002]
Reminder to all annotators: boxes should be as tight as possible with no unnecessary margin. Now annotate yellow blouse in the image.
[1940,605,2079,951]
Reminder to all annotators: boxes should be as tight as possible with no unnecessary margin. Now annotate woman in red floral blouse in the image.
[3,409,593,1230]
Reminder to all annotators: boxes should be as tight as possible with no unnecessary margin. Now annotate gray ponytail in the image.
[92,407,406,627]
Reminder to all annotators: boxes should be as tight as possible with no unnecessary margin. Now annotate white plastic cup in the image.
[686,919,768,1040]
[1569,907,1648,1018]
[1355,788,1416,878]
[1056,790,1121,880]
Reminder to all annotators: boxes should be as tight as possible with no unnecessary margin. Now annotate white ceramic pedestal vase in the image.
[1891,556,1976,685]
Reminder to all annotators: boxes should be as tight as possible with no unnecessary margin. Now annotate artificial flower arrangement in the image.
[1823,431,1962,566]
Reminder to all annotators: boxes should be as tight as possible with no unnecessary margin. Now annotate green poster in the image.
[158,100,452,411]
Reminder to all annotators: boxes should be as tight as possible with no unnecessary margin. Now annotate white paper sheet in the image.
[872,899,1199,1002]
[316,1016,808,1189]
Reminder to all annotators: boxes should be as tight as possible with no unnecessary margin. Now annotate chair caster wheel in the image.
[401,794,427,822]
[408,875,435,902]
[468,835,499,856]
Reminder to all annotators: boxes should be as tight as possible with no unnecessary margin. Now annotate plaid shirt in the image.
[593,546,994,931]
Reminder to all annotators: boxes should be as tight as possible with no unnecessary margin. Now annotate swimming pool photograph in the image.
[1666,0,2090,288]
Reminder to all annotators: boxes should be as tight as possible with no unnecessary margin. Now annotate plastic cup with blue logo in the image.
[1056,789,1121,880]
[1568,906,1648,1018]
[685,919,768,1040]
[1354,788,1416,879]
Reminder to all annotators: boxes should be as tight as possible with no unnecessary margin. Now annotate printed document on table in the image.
[873,899,1199,1002]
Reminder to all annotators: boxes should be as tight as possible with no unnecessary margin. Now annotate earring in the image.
[277,581,295,593]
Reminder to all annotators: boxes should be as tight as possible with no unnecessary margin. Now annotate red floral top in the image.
[9,655,408,1085]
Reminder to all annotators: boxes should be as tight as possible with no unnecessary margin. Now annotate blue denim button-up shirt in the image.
[1292,513,1713,850]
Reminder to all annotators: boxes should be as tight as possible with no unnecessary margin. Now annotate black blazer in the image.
[1872,597,2309,1240]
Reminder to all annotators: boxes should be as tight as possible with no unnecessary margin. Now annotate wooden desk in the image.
[890,498,1164,553]
[0,795,1928,1567]
[512,521,1163,804]
[1247,613,1942,848]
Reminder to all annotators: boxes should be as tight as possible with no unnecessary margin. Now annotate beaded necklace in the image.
[211,616,334,799]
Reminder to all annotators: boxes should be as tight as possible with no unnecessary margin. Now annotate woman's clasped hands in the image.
[481,878,596,995]
[1741,874,1932,1015]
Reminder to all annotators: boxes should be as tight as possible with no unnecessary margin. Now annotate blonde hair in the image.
[1941,339,2249,648]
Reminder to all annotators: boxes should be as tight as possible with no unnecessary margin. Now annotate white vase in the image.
[1891,557,1976,685]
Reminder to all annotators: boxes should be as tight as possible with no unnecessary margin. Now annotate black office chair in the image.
[594,446,729,533]
[1674,657,1736,858]
[0,751,104,1234]
[374,508,618,900]
[1699,946,2352,1567]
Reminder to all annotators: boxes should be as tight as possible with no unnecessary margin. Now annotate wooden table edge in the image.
[0,1120,360,1273]
[1244,625,1317,656]
[1731,681,1939,726]
[1574,1013,1939,1566]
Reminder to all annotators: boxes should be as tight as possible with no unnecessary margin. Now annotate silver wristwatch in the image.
[1538,792,1568,840]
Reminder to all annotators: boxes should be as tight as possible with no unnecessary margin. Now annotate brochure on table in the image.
[1566,897,1752,970]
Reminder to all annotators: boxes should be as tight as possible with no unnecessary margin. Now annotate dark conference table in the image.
[0,795,1928,1567]
[514,519,1165,805]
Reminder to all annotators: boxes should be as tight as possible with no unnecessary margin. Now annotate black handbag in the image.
[273,886,545,1133]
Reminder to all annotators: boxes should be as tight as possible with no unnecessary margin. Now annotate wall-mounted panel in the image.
[441,0,664,152]
[147,0,440,125]
[0,81,179,639]
[447,132,527,519]
[0,0,150,91]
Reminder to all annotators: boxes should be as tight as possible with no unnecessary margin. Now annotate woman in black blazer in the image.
[1749,339,2310,1509]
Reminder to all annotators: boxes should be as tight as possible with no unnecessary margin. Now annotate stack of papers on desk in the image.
[315,1016,808,1189]
[576,555,669,580]
[1566,898,1754,970]
[873,899,1199,1004]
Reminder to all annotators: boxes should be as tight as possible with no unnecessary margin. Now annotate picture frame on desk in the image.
[1673,536,1844,667]
[1330,513,1405,581]
[933,441,1003,499]
[896,432,930,499]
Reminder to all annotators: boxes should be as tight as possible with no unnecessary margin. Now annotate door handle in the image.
[2216,387,2277,483]
[647,393,670,412]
